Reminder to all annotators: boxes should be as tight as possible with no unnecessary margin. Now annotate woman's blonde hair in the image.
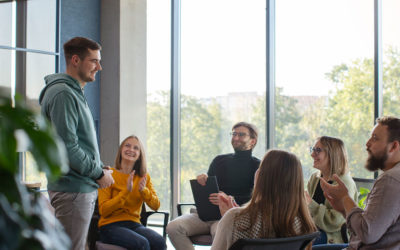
[317,136,348,176]
[239,149,316,238]
[114,135,147,177]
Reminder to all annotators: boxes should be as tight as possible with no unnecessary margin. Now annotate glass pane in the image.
[0,1,14,46]
[26,0,56,52]
[25,152,48,189]
[147,0,171,211]
[0,49,13,98]
[180,0,266,203]
[25,52,55,189]
[276,0,374,179]
[26,52,55,113]
[382,0,400,117]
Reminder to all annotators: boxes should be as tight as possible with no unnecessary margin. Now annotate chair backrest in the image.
[228,231,320,250]
[353,177,375,191]
[353,177,375,201]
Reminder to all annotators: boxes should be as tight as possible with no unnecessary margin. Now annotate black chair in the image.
[229,231,320,250]
[177,203,213,246]
[340,177,375,243]
[88,200,169,250]
[353,177,375,195]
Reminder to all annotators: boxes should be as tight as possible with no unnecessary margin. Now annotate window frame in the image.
[0,0,61,184]
[168,0,383,217]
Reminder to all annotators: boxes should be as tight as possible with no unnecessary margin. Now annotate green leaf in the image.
[358,187,370,209]
[0,94,70,249]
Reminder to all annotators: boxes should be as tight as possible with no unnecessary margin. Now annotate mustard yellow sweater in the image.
[98,168,160,227]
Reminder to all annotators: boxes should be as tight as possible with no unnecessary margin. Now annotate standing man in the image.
[39,37,114,250]
[167,122,260,250]
[319,116,400,250]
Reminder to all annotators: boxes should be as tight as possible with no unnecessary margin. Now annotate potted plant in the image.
[0,91,70,250]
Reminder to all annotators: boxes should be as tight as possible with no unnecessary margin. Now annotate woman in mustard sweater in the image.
[98,135,166,250]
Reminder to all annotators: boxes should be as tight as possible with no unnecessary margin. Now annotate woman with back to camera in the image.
[211,149,317,250]
[97,135,166,250]
[305,136,358,244]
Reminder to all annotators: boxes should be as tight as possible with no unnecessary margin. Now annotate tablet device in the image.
[190,176,221,221]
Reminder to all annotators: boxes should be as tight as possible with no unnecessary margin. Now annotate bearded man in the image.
[167,122,260,250]
[319,116,400,250]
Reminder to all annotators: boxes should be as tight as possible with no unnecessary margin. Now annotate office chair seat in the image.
[189,234,213,246]
[177,203,213,246]
[95,241,127,250]
[88,200,169,250]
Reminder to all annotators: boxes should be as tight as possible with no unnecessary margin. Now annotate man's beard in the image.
[232,141,249,151]
[365,149,387,171]
[78,69,95,83]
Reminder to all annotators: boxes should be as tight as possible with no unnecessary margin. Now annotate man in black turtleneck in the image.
[167,122,260,250]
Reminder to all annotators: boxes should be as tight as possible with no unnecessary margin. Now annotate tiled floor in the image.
[150,226,211,250]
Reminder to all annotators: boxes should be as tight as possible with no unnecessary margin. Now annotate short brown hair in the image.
[232,122,258,147]
[114,135,147,177]
[63,37,101,64]
[317,136,348,176]
[376,116,400,143]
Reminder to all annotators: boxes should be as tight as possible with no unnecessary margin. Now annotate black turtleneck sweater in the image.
[207,149,260,205]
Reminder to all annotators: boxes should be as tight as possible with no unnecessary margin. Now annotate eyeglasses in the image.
[310,147,323,155]
[230,132,249,138]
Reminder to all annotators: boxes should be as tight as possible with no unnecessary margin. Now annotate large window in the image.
[147,0,393,214]
[0,49,13,96]
[26,0,56,52]
[147,0,172,211]
[0,1,14,97]
[382,0,400,117]
[0,0,59,189]
[180,0,266,203]
[275,0,374,179]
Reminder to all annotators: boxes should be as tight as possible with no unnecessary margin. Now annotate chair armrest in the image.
[177,203,196,216]
[142,210,170,239]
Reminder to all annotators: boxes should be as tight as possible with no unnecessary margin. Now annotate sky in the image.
[147,0,400,97]
[1,0,399,98]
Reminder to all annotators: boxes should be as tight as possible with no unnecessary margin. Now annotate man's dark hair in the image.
[232,122,258,147]
[63,37,102,64]
[376,116,400,143]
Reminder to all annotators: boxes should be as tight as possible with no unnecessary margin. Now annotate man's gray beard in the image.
[365,151,387,171]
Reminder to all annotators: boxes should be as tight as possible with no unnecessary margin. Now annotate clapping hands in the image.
[127,170,135,192]
[139,175,147,191]
[320,174,349,216]
[218,192,239,216]
[126,171,147,192]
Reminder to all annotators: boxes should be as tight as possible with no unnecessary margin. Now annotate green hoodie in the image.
[39,73,103,193]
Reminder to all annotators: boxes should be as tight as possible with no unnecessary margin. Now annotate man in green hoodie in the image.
[39,37,114,250]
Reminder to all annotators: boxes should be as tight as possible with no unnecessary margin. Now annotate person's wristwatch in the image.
[96,170,104,180]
